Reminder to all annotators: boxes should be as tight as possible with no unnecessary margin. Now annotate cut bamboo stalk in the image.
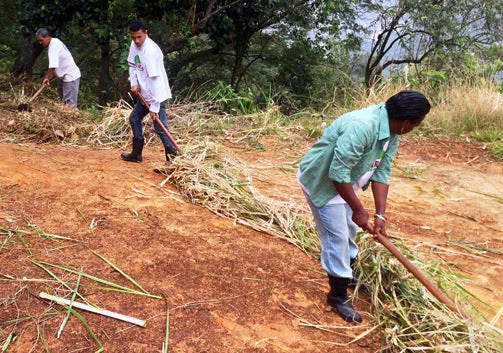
[39,292,146,327]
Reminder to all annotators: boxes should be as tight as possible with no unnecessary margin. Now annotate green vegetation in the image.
[2,71,503,159]
[0,1,501,110]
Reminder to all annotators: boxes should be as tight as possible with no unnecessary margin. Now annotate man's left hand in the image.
[372,218,388,238]
[149,111,159,120]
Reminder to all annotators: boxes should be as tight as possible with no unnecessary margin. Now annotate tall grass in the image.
[315,80,502,135]
[300,80,503,159]
[426,82,503,135]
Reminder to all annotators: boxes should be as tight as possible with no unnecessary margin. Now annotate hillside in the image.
[1,132,502,351]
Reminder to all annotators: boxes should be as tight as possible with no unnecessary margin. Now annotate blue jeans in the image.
[303,191,359,278]
[129,100,174,149]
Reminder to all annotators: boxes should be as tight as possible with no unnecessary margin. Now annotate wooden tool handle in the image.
[28,84,46,104]
[135,92,180,152]
[374,231,466,318]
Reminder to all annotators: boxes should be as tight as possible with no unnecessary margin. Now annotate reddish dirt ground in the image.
[0,136,502,353]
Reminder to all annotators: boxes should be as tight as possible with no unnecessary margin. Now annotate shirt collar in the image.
[377,104,391,140]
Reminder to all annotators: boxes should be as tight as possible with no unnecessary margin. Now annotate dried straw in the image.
[158,139,319,255]
[2,78,501,351]
[157,138,501,352]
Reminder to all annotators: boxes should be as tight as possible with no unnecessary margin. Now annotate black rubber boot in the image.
[121,137,144,162]
[164,145,179,159]
[327,275,362,323]
[154,145,179,173]
[349,258,369,292]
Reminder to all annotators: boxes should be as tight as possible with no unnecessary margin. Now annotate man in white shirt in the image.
[120,19,177,167]
[35,28,81,107]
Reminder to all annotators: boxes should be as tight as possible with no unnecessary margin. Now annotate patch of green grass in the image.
[393,162,426,180]
[472,130,503,143]
[471,130,503,159]
[487,141,503,160]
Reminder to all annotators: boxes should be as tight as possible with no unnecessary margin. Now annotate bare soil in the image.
[1,136,502,353]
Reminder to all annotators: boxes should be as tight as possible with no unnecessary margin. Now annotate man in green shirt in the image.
[298,90,431,323]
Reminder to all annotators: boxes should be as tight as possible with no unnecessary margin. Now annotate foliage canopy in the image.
[1,0,501,109]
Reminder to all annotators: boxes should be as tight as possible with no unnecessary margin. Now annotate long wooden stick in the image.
[39,292,147,327]
[28,84,47,104]
[374,231,467,318]
[135,92,180,152]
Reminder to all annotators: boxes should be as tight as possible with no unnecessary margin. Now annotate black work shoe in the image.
[327,294,362,323]
[348,276,369,292]
[121,137,144,162]
[120,152,142,162]
[154,161,170,174]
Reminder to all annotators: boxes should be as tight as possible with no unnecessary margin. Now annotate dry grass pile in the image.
[157,140,319,254]
[86,99,135,148]
[0,79,92,143]
[357,235,502,352]
[0,76,292,153]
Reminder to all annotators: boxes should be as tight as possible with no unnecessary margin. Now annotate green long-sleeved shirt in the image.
[298,103,399,207]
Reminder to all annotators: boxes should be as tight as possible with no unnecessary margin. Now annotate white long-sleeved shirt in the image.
[128,36,171,113]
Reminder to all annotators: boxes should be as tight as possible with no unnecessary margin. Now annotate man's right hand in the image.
[352,207,371,232]
[130,85,140,94]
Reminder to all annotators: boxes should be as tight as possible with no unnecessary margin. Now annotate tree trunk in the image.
[11,35,44,79]
[230,36,250,90]
[98,38,111,105]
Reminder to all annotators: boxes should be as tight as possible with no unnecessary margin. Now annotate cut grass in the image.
[32,259,161,299]
[162,296,170,353]
[158,141,319,255]
[155,139,502,352]
[357,234,502,352]
[2,79,502,351]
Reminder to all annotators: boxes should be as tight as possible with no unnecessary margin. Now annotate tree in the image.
[71,0,135,104]
[10,0,76,78]
[8,0,364,107]
[11,0,136,103]
[363,0,503,89]
[164,0,362,94]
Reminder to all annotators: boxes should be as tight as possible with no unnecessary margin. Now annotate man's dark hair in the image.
[35,28,50,37]
[129,19,147,32]
[385,90,431,122]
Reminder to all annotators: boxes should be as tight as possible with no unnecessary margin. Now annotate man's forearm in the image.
[44,68,56,81]
[371,181,389,215]
[334,182,364,213]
